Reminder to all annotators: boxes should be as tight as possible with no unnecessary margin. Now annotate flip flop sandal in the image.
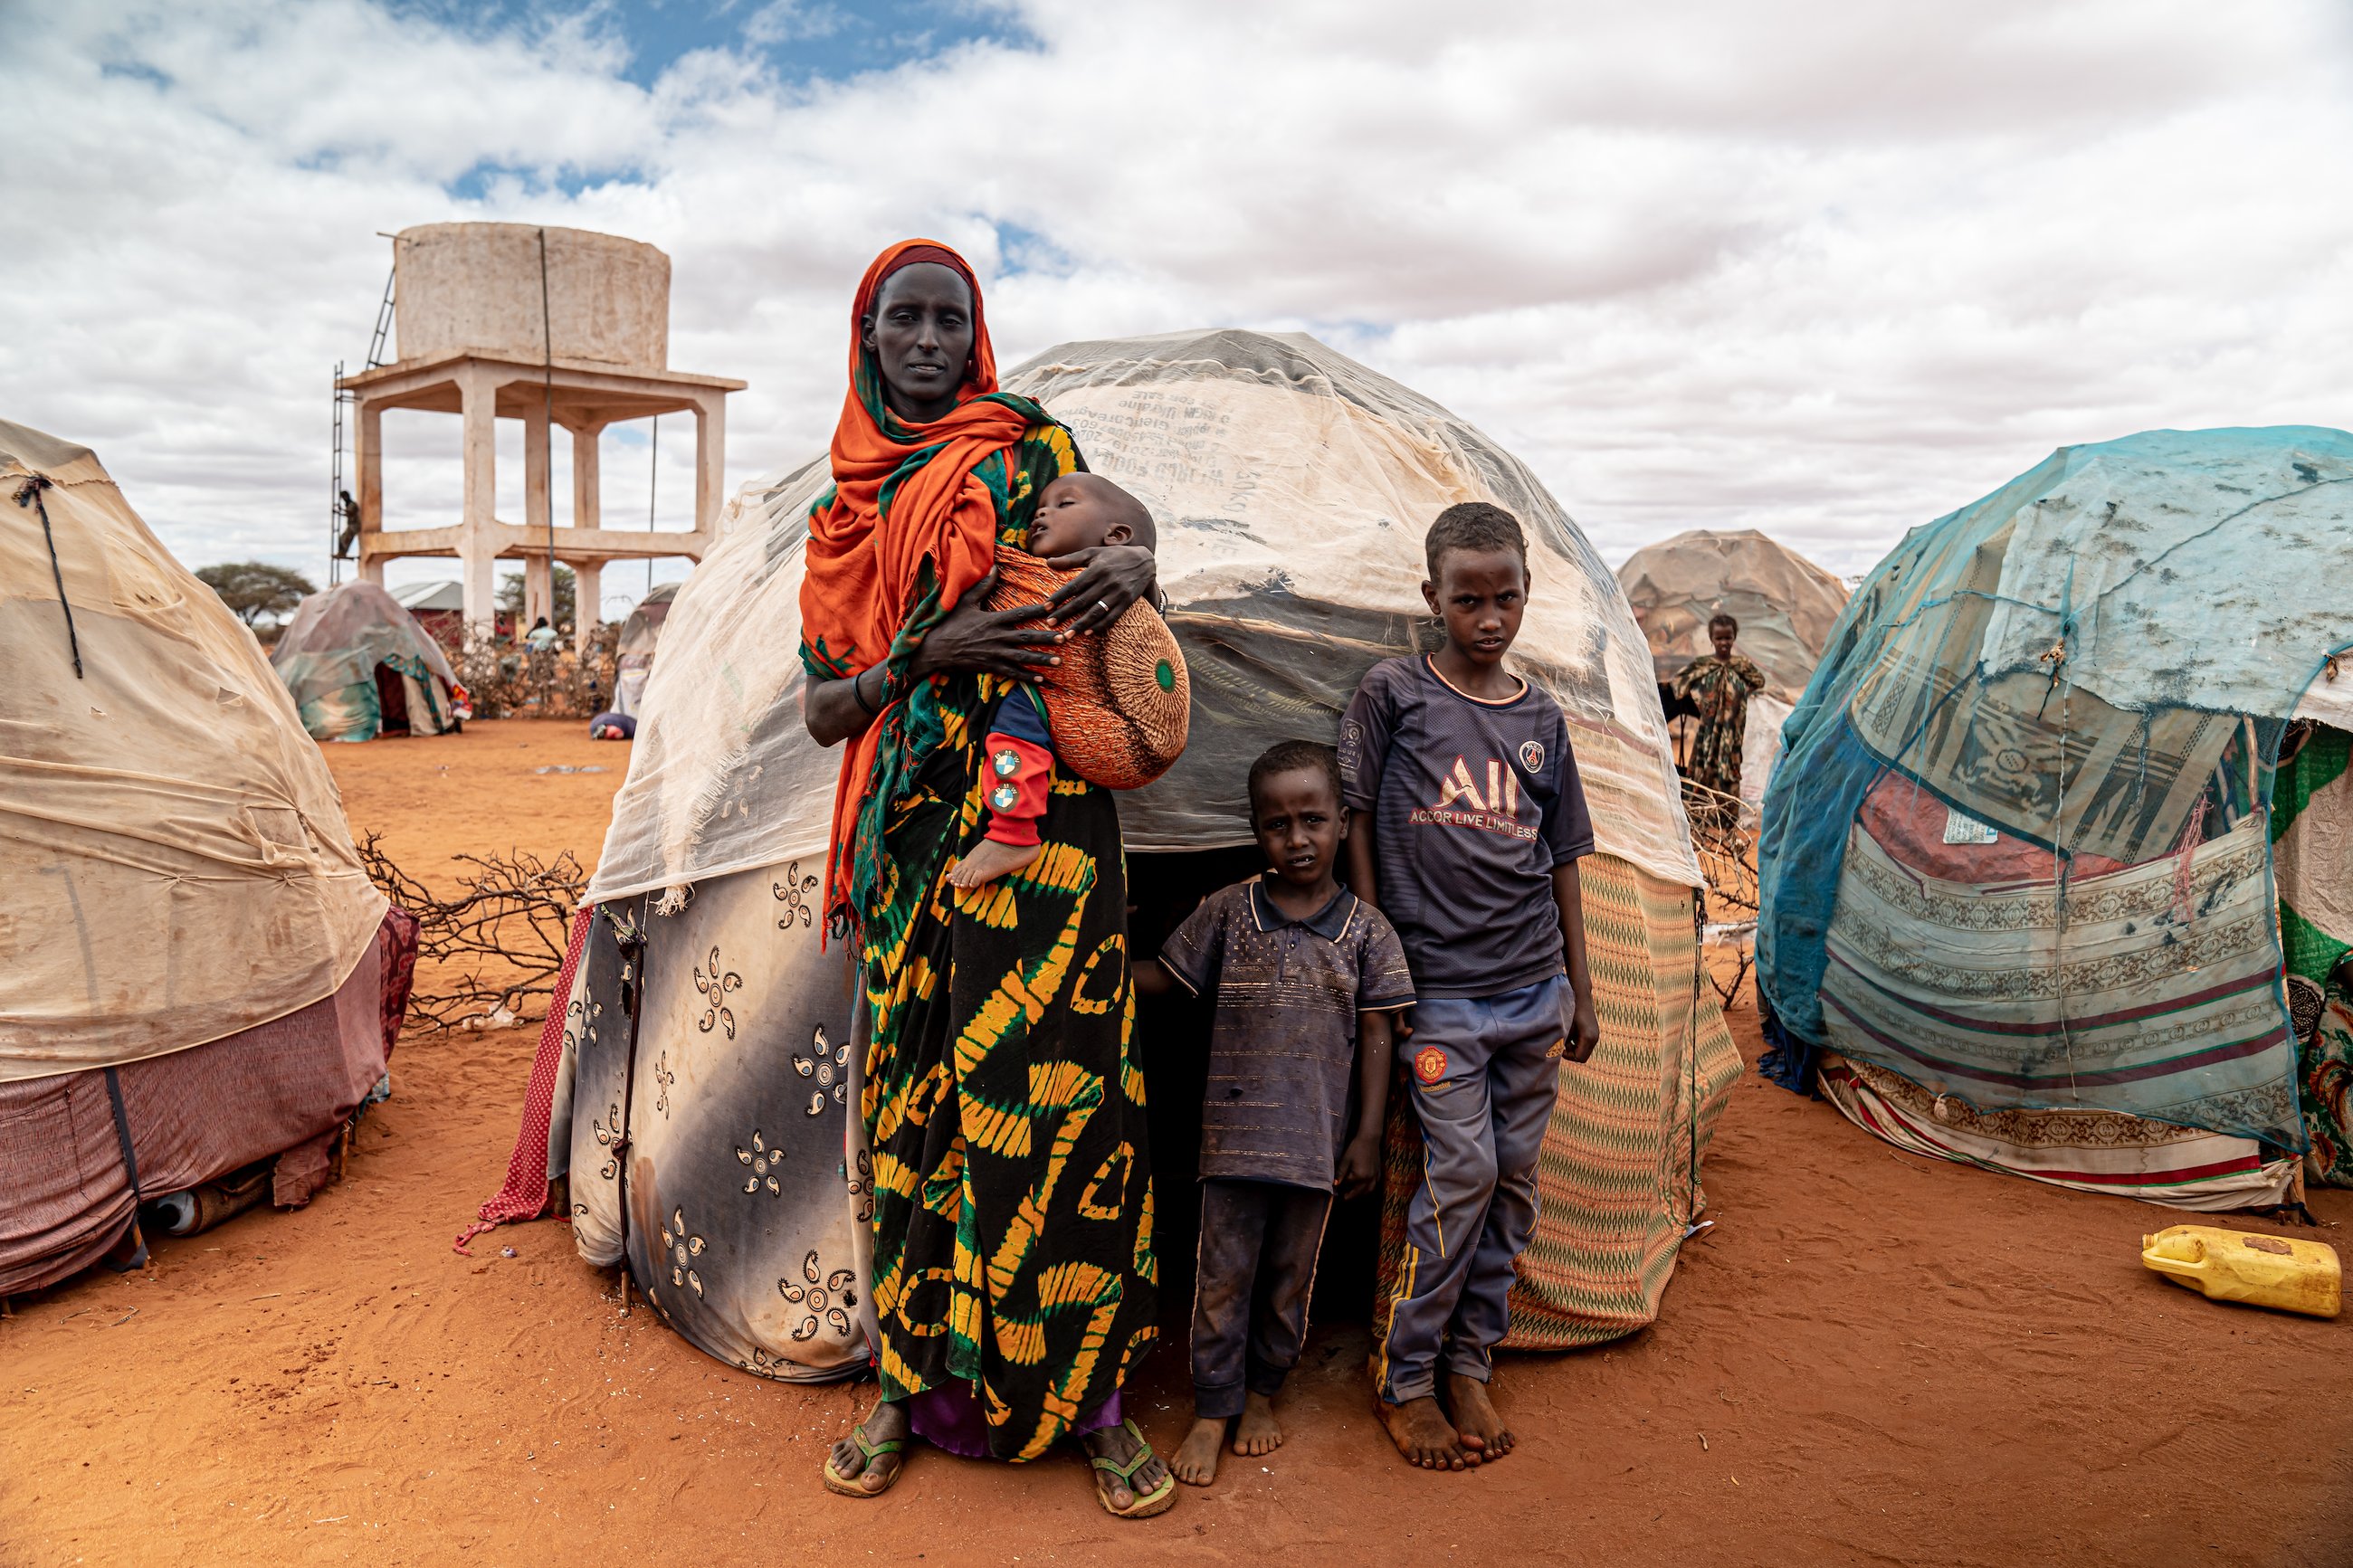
[822,1422,908,1499]
[1090,1417,1176,1520]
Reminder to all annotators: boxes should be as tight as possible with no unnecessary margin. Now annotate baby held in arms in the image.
[946,472,1159,889]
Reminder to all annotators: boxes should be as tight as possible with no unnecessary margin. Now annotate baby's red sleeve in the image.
[981,733,1054,847]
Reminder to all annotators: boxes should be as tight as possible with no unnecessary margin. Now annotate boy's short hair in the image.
[1246,739,1342,814]
[1424,501,1528,582]
[1709,612,1739,635]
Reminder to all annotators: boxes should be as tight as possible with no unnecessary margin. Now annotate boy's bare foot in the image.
[1380,1395,1476,1470]
[1172,1415,1225,1486]
[1232,1391,1282,1458]
[1444,1372,1514,1460]
[946,838,1042,889]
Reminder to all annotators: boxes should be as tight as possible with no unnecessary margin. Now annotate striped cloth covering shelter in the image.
[1758,427,2353,1209]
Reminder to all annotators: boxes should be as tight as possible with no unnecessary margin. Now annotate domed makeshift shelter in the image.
[1618,527,1850,809]
[1,422,414,1294]
[611,581,680,719]
[1758,426,2353,1209]
[471,330,1740,1379]
[272,581,460,741]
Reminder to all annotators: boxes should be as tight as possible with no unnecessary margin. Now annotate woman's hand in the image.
[1042,544,1158,637]
[907,568,1066,681]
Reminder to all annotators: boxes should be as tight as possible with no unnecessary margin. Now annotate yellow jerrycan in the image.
[2140,1226,2341,1318]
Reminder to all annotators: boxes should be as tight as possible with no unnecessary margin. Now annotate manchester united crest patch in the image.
[1413,1046,1449,1085]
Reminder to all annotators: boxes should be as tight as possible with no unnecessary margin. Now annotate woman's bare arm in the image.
[803,663,887,747]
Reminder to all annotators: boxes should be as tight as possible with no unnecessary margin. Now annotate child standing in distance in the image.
[1133,740,1415,1487]
[1339,501,1601,1473]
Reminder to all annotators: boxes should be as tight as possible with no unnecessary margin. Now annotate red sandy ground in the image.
[3,719,2348,1567]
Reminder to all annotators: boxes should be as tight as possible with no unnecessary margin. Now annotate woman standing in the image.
[799,242,1172,1516]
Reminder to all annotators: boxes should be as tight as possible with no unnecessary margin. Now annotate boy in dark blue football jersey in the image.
[1339,500,1600,1473]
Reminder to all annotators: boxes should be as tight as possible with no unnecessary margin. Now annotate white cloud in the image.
[3,0,2349,603]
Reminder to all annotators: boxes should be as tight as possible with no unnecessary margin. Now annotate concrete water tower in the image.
[338,223,746,642]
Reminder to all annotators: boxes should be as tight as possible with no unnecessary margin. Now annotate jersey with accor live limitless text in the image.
[1338,654,1594,999]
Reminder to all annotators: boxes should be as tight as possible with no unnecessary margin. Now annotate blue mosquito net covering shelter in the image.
[1757,426,2353,1153]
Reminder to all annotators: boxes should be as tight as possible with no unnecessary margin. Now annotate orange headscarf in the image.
[798,239,1045,929]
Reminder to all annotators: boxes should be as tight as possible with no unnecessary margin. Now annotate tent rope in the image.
[100,1068,149,1271]
[537,228,557,626]
[14,474,83,678]
[1686,892,1705,1232]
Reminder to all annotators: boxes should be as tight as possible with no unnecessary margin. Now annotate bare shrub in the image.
[1682,779,1758,1008]
[358,832,586,1030]
[450,624,619,721]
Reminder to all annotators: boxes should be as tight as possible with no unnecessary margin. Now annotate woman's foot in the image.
[1171,1415,1226,1486]
[1380,1395,1476,1470]
[823,1396,910,1497]
[1231,1392,1282,1458]
[1443,1372,1513,1460]
[1081,1418,1176,1517]
[946,839,1041,889]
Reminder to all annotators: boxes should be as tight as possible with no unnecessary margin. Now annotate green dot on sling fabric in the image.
[1155,660,1175,692]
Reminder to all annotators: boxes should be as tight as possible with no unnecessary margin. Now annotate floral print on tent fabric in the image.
[773,863,819,930]
[737,1129,785,1197]
[794,1022,849,1116]
[847,1146,874,1224]
[661,1206,708,1297]
[592,1101,625,1182]
[778,1248,859,1343]
[695,947,742,1038]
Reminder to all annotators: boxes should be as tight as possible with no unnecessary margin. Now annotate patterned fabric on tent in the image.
[1758,426,2353,1208]
[272,582,458,742]
[2278,721,2353,1186]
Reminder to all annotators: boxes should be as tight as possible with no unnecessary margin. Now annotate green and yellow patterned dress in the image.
[853,421,1158,1460]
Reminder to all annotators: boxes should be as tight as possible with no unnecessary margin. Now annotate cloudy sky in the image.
[7,0,2351,616]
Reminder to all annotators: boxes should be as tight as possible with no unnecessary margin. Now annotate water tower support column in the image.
[356,400,386,587]
[574,558,605,653]
[524,398,555,631]
[524,553,553,632]
[571,419,604,651]
[571,419,602,532]
[694,391,726,535]
[459,364,499,634]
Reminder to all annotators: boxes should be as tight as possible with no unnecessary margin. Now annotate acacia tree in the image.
[195,561,315,625]
[497,564,576,629]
